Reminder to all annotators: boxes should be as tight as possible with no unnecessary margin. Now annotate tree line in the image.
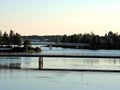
[0,30,41,52]
[61,31,120,49]
[21,31,120,49]
[0,30,22,47]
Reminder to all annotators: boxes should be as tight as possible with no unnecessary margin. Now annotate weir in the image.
[1,53,120,71]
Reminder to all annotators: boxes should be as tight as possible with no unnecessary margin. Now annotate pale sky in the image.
[0,0,120,35]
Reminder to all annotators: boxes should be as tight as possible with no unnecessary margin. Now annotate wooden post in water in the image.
[39,57,43,69]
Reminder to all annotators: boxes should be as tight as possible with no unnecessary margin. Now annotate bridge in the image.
[0,53,120,70]
[0,53,120,58]
[31,42,90,48]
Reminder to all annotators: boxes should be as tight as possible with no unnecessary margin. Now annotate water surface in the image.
[1,47,120,90]
[0,69,120,90]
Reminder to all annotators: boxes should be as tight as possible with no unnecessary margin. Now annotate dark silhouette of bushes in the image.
[61,31,120,49]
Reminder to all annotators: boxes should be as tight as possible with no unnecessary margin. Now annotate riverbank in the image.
[0,47,41,53]
[47,44,120,50]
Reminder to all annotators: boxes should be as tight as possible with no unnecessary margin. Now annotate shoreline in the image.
[0,47,41,53]
[46,45,120,50]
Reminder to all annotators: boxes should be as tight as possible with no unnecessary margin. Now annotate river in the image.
[0,46,120,90]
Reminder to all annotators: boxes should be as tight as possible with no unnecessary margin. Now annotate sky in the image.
[0,0,120,35]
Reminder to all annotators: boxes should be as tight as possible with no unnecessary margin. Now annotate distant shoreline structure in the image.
[22,31,120,50]
[1,30,120,50]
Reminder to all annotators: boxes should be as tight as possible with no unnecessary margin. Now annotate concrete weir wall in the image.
[39,57,43,69]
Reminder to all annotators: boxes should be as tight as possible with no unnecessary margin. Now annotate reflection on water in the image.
[1,57,120,70]
[0,57,21,69]
[1,47,120,90]
[0,63,21,69]
[43,58,120,70]
[0,47,120,70]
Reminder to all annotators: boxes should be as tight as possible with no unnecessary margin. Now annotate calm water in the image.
[1,47,120,90]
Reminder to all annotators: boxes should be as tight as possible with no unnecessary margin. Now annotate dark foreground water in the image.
[1,47,120,90]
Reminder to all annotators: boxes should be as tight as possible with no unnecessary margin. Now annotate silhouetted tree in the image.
[3,32,10,46]
[90,35,100,49]
[61,35,68,43]
[14,33,22,46]
[55,35,61,43]
[23,39,31,51]
[0,30,2,46]
[9,30,14,46]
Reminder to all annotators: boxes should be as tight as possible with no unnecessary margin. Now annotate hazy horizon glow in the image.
[0,0,120,35]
